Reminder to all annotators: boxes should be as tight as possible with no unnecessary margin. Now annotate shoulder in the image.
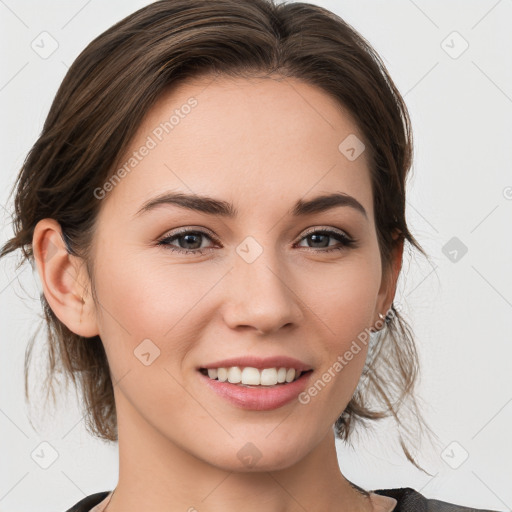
[373,487,502,512]
[63,490,111,512]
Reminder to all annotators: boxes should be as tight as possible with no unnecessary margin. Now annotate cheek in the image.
[293,258,380,412]
[298,254,381,339]
[93,253,206,423]
[92,245,224,380]
[93,244,202,332]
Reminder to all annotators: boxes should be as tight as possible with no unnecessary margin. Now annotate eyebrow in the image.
[134,191,368,220]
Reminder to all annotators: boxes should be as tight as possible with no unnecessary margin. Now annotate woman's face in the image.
[82,75,399,470]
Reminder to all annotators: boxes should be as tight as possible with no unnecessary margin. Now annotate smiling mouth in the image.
[198,368,313,387]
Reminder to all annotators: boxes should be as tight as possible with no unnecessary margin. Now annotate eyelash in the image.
[156,227,357,256]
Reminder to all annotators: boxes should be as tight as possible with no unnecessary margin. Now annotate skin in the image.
[33,75,403,512]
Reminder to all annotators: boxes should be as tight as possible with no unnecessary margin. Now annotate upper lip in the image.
[199,356,313,373]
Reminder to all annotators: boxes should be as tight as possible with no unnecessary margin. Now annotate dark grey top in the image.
[63,487,503,512]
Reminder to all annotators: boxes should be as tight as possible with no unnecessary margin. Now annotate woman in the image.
[0,1,500,511]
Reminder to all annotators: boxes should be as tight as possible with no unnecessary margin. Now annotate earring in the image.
[378,311,393,325]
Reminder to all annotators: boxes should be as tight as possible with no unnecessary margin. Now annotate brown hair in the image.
[1,0,438,473]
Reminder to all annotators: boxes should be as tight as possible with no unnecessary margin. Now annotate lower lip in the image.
[198,370,313,411]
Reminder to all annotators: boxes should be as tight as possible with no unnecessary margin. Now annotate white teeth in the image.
[242,367,261,385]
[227,367,242,383]
[260,368,278,386]
[276,367,287,383]
[285,368,296,383]
[204,366,302,385]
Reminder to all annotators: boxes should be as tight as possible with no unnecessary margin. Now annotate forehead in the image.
[100,74,374,223]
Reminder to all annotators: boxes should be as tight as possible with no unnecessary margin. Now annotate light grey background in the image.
[1,1,511,511]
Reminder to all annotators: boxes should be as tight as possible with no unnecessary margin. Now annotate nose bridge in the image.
[223,235,302,332]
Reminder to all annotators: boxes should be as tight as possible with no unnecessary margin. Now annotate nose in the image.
[222,249,303,335]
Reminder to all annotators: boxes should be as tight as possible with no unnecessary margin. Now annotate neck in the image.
[105,392,373,512]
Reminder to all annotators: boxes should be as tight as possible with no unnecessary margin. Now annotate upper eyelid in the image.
[159,226,219,242]
[300,226,351,238]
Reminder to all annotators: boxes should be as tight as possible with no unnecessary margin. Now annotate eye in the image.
[157,228,218,256]
[156,227,358,256]
[294,227,357,253]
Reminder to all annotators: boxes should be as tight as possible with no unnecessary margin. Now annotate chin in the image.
[198,439,307,473]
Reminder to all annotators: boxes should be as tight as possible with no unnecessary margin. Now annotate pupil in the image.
[310,234,328,248]
[182,233,201,249]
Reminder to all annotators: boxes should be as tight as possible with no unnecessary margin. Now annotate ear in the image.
[374,230,404,328]
[32,218,99,338]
